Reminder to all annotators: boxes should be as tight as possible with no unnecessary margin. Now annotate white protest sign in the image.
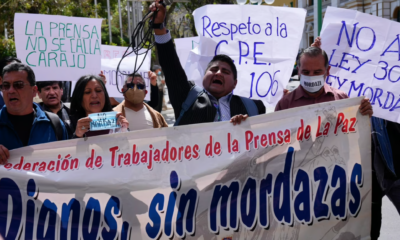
[187,5,305,111]
[14,13,102,81]
[321,7,400,123]
[175,37,200,82]
[101,45,151,100]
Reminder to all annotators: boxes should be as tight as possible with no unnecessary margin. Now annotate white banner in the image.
[101,45,152,100]
[14,13,102,81]
[321,7,400,123]
[186,5,305,112]
[0,97,371,240]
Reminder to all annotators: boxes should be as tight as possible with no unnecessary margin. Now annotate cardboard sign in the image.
[14,13,102,81]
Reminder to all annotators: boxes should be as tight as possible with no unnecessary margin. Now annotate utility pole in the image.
[94,0,98,18]
[118,0,123,41]
[318,0,322,35]
[107,0,112,44]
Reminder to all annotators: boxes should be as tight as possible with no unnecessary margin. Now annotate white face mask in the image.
[300,74,325,93]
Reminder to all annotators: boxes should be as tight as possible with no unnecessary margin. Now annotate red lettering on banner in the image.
[323,122,331,136]
[13,157,23,170]
[185,146,192,160]
[277,131,284,145]
[334,112,345,135]
[109,146,119,167]
[162,141,170,162]
[261,134,268,147]
[118,154,124,167]
[192,144,200,159]
[304,125,311,140]
[349,117,357,132]
[178,146,184,161]
[342,119,349,133]
[170,147,177,161]
[48,161,55,171]
[154,149,160,162]
[284,129,291,143]
[124,153,131,166]
[38,162,46,172]
[245,131,254,151]
[23,163,31,171]
[32,162,39,172]
[132,145,140,164]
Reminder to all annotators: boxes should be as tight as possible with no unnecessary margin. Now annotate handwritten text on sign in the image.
[189,5,305,110]
[14,13,102,81]
[321,7,400,123]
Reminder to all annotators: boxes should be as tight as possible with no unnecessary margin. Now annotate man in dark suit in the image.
[0,94,4,109]
[150,1,265,126]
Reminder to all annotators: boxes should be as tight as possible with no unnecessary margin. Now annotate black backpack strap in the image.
[45,111,64,141]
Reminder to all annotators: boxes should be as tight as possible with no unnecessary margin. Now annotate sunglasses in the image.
[126,82,145,90]
[0,81,31,91]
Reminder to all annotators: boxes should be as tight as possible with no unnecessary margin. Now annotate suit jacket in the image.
[113,101,168,128]
[0,94,4,110]
[156,39,266,126]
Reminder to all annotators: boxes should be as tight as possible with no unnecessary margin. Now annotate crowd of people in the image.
[0,0,398,238]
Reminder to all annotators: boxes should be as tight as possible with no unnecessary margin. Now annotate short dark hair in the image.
[297,47,329,68]
[0,56,21,74]
[125,73,145,85]
[70,75,112,121]
[36,81,63,92]
[2,62,36,86]
[206,55,237,80]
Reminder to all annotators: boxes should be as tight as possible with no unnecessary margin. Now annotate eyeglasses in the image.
[126,82,145,90]
[0,81,31,91]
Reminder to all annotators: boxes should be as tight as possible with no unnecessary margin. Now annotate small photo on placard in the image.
[89,112,120,131]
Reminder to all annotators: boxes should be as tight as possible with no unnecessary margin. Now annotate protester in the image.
[275,46,373,117]
[69,75,129,138]
[0,63,68,164]
[113,72,167,131]
[149,1,265,126]
[152,65,166,112]
[370,117,400,239]
[37,81,74,137]
[0,57,22,109]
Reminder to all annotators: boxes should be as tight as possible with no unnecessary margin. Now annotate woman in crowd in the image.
[70,75,129,138]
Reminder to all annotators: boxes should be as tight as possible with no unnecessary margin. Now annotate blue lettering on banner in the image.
[0,156,365,239]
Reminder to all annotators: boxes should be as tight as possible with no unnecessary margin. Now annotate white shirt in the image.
[124,106,153,131]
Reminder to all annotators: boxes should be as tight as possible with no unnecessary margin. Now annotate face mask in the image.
[124,85,145,104]
[157,71,162,76]
[300,74,325,93]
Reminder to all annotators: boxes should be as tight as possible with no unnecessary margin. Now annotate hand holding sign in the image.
[75,117,92,138]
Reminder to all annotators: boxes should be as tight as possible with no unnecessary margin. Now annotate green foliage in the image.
[0,37,16,59]
[178,0,236,36]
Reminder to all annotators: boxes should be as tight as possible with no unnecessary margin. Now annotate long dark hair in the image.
[70,75,112,127]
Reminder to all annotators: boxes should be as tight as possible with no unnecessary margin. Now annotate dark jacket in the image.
[0,103,68,150]
[371,117,396,191]
[156,39,265,126]
[39,102,73,138]
[0,94,4,110]
[144,84,159,109]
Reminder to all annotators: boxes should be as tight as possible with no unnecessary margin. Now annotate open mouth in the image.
[90,101,101,106]
[9,98,18,102]
[212,79,223,85]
